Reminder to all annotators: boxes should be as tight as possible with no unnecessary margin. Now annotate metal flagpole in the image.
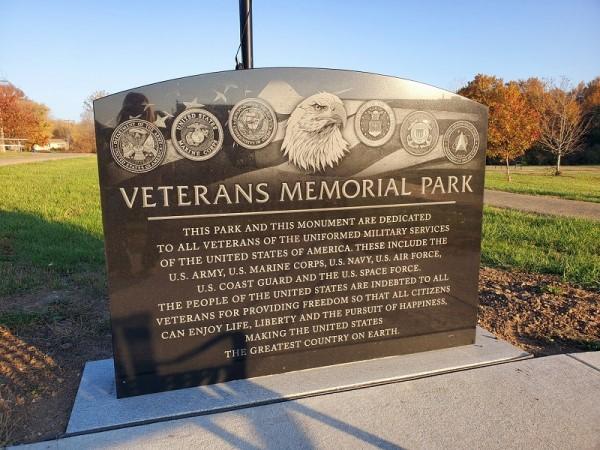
[238,0,253,69]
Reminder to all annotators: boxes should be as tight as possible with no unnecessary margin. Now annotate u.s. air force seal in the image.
[171,108,223,161]
[229,98,277,150]
[400,111,439,156]
[354,100,396,147]
[443,121,479,165]
[110,119,166,173]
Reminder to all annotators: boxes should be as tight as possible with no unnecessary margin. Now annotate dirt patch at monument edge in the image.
[478,266,599,355]
[0,267,598,446]
[0,279,112,446]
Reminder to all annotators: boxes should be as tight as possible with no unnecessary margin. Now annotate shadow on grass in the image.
[0,210,105,297]
[0,210,111,445]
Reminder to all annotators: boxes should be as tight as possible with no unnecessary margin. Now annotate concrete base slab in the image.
[66,327,528,435]
[13,353,600,450]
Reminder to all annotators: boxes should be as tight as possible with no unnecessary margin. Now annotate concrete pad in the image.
[13,354,600,450]
[66,327,528,435]
[567,351,600,371]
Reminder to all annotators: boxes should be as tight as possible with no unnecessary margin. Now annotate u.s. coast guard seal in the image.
[229,98,277,150]
[171,108,223,161]
[443,121,479,164]
[354,100,395,147]
[400,111,439,156]
[110,119,166,173]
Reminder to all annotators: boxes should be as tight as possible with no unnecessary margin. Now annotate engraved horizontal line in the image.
[147,201,457,221]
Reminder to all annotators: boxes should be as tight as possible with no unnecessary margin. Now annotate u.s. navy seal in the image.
[229,98,277,150]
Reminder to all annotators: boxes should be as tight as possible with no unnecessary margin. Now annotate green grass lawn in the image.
[482,207,599,289]
[0,158,598,298]
[0,158,104,296]
[485,166,600,203]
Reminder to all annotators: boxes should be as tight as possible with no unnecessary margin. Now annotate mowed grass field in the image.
[482,207,599,288]
[0,158,599,298]
[485,166,600,203]
[0,158,104,296]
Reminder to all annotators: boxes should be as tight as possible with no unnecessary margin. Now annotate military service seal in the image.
[400,111,439,156]
[171,108,223,161]
[443,121,480,165]
[229,98,277,150]
[110,119,167,173]
[354,100,396,147]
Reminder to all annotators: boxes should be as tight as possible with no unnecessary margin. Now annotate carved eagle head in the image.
[281,92,349,172]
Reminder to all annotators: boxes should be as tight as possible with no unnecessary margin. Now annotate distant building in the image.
[49,139,69,150]
[33,139,70,152]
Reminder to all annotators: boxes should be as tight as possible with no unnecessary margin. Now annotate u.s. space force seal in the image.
[443,121,480,165]
[229,98,278,150]
[400,110,440,156]
[171,108,224,161]
[354,100,396,147]
[110,119,167,173]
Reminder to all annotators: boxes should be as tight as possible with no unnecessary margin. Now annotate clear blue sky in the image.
[1,0,599,121]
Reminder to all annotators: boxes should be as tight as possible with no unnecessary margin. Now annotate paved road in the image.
[0,153,94,167]
[485,189,600,221]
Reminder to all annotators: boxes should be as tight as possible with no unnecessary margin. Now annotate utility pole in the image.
[238,0,253,69]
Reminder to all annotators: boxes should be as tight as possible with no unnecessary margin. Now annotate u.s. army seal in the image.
[110,119,166,173]
[229,98,277,150]
[400,111,439,156]
[171,108,223,161]
[443,121,480,165]
[354,100,396,147]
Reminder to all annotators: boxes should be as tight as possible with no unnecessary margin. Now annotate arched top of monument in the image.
[93,67,485,113]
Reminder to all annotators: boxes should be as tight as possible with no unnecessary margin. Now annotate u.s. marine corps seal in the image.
[400,111,439,156]
[110,119,166,173]
[229,98,277,150]
[354,100,396,147]
[443,121,480,165]
[171,108,223,161]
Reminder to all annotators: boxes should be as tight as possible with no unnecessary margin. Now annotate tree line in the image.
[459,75,600,178]
[0,82,106,153]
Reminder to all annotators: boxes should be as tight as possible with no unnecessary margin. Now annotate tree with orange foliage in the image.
[0,82,51,151]
[580,77,600,114]
[519,77,546,112]
[459,75,540,180]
